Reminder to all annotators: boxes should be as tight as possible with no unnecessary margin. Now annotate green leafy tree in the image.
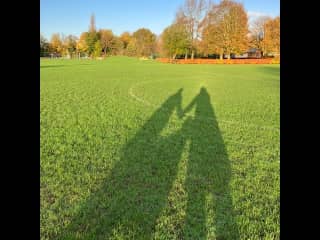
[93,41,102,58]
[161,24,191,59]
[85,14,100,57]
[177,0,209,59]
[40,34,49,57]
[85,31,99,57]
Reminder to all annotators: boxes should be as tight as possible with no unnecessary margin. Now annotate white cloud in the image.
[247,11,279,29]
[247,11,272,19]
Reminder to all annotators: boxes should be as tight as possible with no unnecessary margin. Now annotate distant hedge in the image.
[156,58,280,64]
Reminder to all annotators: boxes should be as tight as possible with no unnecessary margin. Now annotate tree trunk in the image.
[172,53,177,60]
[227,54,231,60]
[191,50,194,60]
[219,53,223,60]
[171,53,177,64]
[185,50,188,59]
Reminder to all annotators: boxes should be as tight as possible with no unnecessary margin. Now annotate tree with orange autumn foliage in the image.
[99,29,114,56]
[120,32,131,50]
[202,0,249,59]
[263,16,280,56]
[76,32,89,57]
[50,33,63,56]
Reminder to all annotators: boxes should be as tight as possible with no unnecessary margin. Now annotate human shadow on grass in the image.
[56,89,185,239]
[55,88,239,239]
[181,88,239,239]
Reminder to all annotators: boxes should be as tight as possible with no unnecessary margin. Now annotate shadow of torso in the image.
[57,89,185,239]
[55,88,239,240]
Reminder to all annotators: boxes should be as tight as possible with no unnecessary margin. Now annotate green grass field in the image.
[40,57,280,240]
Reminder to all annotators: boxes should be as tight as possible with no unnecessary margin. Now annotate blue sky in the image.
[40,0,279,39]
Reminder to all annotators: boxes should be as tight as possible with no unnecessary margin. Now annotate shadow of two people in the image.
[56,87,239,240]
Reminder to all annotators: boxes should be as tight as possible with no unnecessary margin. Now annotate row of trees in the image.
[161,0,280,59]
[40,15,157,58]
[40,0,280,59]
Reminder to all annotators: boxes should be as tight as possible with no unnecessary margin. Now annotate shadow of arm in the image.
[181,96,197,118]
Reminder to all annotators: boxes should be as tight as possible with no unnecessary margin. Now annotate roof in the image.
[247,48,261,53]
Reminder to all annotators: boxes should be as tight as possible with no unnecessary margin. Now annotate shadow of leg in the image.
[54,89,186,239]
[183,88,239,240]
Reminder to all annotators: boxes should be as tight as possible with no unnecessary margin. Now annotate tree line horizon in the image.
[40,0,280,60]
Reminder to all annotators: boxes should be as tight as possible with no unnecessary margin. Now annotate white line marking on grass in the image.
[129,86,276,150]
[128,80,279,132]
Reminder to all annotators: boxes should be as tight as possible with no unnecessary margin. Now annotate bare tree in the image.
[249,16,272,55]
[177,0,209,59]
[89,13,96,33]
